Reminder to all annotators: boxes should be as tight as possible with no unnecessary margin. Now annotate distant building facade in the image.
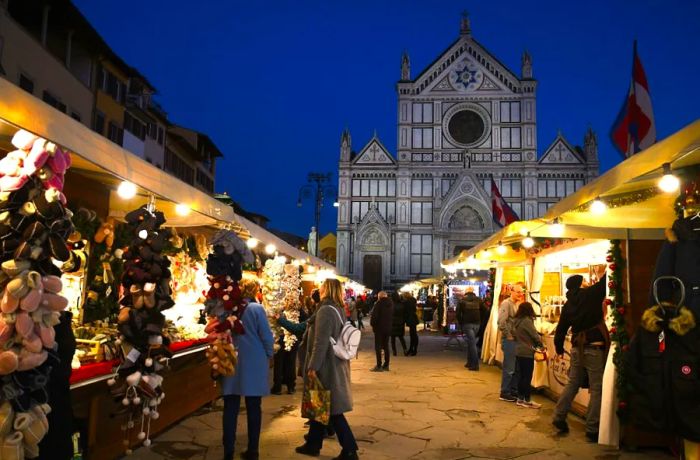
[336,15,599,290]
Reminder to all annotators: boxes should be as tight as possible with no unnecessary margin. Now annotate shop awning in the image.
[0,78,234,226]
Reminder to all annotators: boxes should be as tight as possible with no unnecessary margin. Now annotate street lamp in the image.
[297,172,337,257]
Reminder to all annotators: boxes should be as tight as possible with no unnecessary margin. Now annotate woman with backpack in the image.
[296,278,359,460]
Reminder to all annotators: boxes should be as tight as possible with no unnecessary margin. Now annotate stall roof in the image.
[0,79,234,226]
[443,119,700,268]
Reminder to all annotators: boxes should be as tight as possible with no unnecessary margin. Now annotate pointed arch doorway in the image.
[363,255,383,291]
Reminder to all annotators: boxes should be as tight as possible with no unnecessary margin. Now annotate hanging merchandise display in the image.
[107,203,175,454]
[280,264,302,351]
[164,250,207,342]
[203,229,253,378]
[0,129,75,459]
[262,256,286,351]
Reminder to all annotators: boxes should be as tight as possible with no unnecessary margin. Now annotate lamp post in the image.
[297,172,338,257]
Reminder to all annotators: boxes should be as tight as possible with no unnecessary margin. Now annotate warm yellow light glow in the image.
[279,256,288,264]
[550,221,565,238]
[496,243,507,255]
[306,266,316,273]
[519,227,529,236]
[175,203,190,216]
[264,243,276,255]
[522,234,535,249]
[659,174,680,193]
[590,199,607,215]
[246,238,259,249]
[117,181,137,199]
[481,249,491,258]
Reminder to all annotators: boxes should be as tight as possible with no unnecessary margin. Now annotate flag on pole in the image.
[610,41,656,158]
[491,178,519,227]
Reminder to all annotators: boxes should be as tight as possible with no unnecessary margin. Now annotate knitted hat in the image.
[566,275,584,292]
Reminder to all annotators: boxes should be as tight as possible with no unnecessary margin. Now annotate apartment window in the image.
[107,122,123,146]
[157,127,164,145]
[411,179,432,197]
[411,202,433,224]
[124,112,146,141]
[93,110,106,134]
[42,91,66,113]
[500,101,521,123]
[501,152,522,162]
[412,103,433,123]
[411,235,432,275]
[101,68,126,103]
[500,178,522,198]
[441,178,456,197]
[19,74,34,94]
[148,123,157,139]
[164,148,195,185]
[412,128,433,148]
[412,153,432,162]
[501,127,521,148]
[196,168,214,193]
[351,179,396,197]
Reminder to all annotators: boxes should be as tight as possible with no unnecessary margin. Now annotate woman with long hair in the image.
[296,278,359,460]
[512,301,542,409]
[221,279,275,460]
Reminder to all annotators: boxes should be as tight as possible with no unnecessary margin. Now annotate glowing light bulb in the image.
[496,243,507,255]
[246,238,259,249]
[482,249,491,258]
[590,198,607,215]
[659,163,680,193]
[550,219,565,238]
[175,203,190,216]
[522,234,535,249]
[117,181,137,199]
[264,243,276,255]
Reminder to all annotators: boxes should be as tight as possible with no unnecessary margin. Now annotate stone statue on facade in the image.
[308,226,318,256]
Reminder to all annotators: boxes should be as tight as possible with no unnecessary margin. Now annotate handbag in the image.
[301,374,330,425]
[533,347,548,362]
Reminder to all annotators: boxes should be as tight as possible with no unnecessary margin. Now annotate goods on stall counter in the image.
[262,257,286,351]
[108,204,175,454]
[0,129,75,459]
[163,251,207,341]
[202,229,253,378]
[281,264,302,351]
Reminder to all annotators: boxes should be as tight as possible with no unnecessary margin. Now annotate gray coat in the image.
[303,299,353,415]
[512,316,542,358]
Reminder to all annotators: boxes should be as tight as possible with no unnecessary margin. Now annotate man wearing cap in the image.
[497,283,525,401]
[552,267,608,442]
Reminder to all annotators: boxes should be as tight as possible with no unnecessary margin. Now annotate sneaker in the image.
[381,364,390,371]
[499,394,517,402]
[295,444,321,457]
[332,451,359,460]
[517,400,541,409]
[552,420,569,434]
[370,366,383,372]
[270,387,282,395]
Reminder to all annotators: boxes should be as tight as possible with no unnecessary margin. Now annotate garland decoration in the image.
[262,257,285,352]
[607,239,629,420]
[281,264,301,351]
[510,238,572,255]
[573,187,659,213]
[484,267,496,310]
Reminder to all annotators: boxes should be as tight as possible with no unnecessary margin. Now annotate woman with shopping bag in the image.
[296,278,359,460]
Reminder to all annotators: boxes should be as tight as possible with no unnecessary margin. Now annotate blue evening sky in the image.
[73,0,700,238]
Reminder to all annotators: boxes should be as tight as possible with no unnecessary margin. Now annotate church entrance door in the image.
[363,255,382,291]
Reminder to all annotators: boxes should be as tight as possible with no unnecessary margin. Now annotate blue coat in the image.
[221,302,275,397]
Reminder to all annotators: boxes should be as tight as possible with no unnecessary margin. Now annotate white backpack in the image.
[325,306,361,360]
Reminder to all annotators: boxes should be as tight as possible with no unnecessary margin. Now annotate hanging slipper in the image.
[40,275,61,294]
[16,349,48,371]
[11,130,38,151]
[143,283,156,309]
[6,273,30,300]
[0,317,14,345]
[38,293,67,312]
[36,323,54,349]
[130,285,144,310]
[0,351,18,375]
[47,233,70,262]
[14,409,48,447]
[1,260,30,277]
[23,139,50,176]
[32,189,64,221]
[0,402,13,437]
[0,174,29,193]
[0,431,24,460]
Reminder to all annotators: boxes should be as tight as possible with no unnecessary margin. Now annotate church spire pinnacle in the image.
[401,50,411,81]
[340,128,352,162]
[460,11,471,37]
[521,50,533,79]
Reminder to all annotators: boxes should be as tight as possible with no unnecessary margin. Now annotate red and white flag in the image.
[491,178,519,227]
[610,41,656,158]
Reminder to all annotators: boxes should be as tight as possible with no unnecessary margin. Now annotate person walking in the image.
[356,297,366,330]
[390,292,408,356]
[512,302,542,409]
[221,278,275,460]
[552,268,608,442]
[296,278,359,460]
[498,283,525,402]
[348,296,358,327]
[272,307,308,395]
[457,287,484,371]
[403,292,419,356]
[370,291,393,371]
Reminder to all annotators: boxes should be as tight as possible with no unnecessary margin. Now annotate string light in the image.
[175,204,190,216]
[481,249,491,258]
[117,181,137,199]
[246,238,259,249]
[658,163,680,193]
[550,218,565,237]
[590,197,607,215]
[522,233,535,249]
[496,242,507,255]
[264,243,276,255]
[519,227,529,236]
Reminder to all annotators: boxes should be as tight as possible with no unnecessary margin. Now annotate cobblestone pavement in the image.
[130,330,669,459]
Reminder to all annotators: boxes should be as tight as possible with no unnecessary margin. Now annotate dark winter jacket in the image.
[457,292,484,325]
[554,274,607,355]
[390,299,406,336]
[370,298,393,336]
[626,217,700,442]
[403,296,419,327]
[513,316,542,358]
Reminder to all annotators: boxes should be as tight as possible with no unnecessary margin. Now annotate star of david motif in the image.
[455,67,478,88]
[449,59,483,92]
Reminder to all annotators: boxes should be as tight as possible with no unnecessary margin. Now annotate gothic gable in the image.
[352,138,395,165]
[539,134,584,164]
[413,37,523,96]
[438,172,493,232]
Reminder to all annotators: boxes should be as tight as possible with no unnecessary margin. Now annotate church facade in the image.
[336,15,599,290]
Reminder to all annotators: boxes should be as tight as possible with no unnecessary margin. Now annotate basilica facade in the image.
[336,15,599,290]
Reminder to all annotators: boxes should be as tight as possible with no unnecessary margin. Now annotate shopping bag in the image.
[534,347,548,362]
[301,374,330,425]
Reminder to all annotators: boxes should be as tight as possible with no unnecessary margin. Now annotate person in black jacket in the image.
[389,292,407,357]
[402,293,419,356]
[457,288,485,371]
[370,292,393,371]
[552,266,608,441]
[38,311,77,460]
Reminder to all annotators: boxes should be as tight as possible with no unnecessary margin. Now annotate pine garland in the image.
[606,239,629,420]
[484,267,496,309]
